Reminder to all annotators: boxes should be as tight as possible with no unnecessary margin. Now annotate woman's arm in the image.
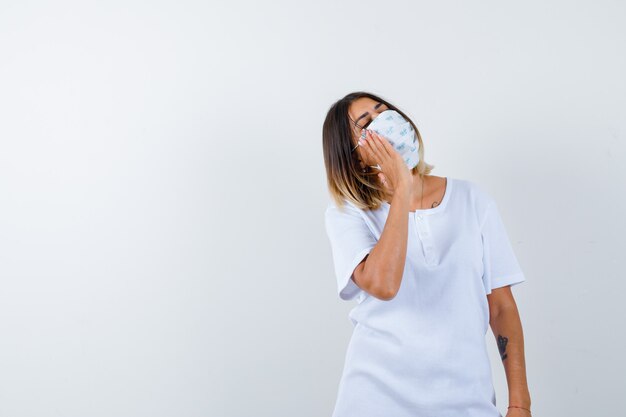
[353,181,411,300]
[488,286,532,415]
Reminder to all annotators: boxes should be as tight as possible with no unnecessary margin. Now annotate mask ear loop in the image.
[352,133,383,173]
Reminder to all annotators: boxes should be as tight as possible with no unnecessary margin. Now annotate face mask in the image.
[359,109,419,170]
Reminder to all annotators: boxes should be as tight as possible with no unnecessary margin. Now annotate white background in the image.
[1,1,624,416]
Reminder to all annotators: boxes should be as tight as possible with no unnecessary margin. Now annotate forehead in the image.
[348,97,380,119]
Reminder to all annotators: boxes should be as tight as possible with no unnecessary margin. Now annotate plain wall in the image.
[1,1,625,416]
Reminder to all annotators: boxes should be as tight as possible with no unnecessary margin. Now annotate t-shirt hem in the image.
[488,271,526,293]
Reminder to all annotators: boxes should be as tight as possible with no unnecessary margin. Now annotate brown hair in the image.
[322,91,435,211]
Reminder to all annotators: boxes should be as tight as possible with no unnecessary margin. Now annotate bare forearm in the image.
[489,305,531,409]
[363,183,411,298]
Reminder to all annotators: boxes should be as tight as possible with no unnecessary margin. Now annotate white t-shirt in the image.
[324,177,526,417]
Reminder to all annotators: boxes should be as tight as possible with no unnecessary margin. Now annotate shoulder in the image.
[325,199,364,224]
[325,197,385,235]
[452,177,496,207]
[326,198,359,214]
[450,177,497,227]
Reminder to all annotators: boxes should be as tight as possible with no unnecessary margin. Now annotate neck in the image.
[410,173,428,200]
[384,173,429,202]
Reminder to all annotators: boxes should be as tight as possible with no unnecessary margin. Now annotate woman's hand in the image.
[359,129,413,194]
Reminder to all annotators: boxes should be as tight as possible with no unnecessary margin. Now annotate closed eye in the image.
[355,103,388,129]
[365,105,388,128]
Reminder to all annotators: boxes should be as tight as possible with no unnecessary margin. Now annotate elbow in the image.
[358,261,400,301]
[369,278,400,301]
[378,287,398,301]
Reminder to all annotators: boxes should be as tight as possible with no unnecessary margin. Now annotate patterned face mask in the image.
[360,109,419,170]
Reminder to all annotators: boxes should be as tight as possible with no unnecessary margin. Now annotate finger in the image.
[373,131,400,162]
[366,130,386,164]
[358,135,376,161]
[372,130,396,158]
[378,173,390,189]
[369,130,393,160]
[358,137,382,170]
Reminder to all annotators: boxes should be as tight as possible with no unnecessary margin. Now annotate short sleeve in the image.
[324,203,378,301]
[480,200,526,294]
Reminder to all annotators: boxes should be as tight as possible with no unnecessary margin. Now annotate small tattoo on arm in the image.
[497,334,508,360]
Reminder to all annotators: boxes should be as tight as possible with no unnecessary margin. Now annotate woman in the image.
[322,91,532,417]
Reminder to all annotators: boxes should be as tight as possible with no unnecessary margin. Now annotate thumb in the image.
[378,173,391,190]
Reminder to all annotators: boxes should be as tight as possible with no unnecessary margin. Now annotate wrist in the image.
[507,404,532,414]
[394,181,412,195]
[509,391,531,409]
[508,396,531,414]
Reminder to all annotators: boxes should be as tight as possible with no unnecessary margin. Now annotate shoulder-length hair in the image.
[322,91,435,211]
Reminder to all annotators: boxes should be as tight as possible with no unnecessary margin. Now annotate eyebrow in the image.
[354,102,384,125]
